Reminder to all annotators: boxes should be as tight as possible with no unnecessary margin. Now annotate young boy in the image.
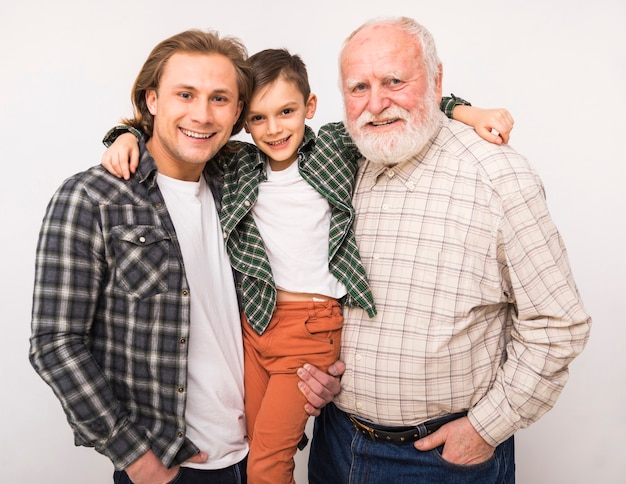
[224,49,368,483]
[101,48,513,483]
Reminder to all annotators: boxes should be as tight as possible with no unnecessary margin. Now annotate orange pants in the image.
[242,300,343,484]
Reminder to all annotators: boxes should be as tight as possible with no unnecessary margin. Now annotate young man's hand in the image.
[124,449,208,484]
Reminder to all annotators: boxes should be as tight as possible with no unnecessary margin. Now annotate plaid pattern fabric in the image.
[333,114,591,446]
[220,126,376,334]
[441,93,471,117]
[220,97,466,334]
[29,141,225,469]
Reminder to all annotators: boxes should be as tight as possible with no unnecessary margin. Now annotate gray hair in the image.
[340,16,441,86]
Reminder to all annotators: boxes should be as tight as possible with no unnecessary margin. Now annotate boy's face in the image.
[245,77,316,170]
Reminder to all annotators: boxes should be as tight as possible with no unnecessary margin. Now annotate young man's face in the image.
[245,77,316,171]
[145,52,243,181]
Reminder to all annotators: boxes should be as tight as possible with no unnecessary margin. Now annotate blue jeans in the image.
[309,403,515,484]
[113,457,247,484]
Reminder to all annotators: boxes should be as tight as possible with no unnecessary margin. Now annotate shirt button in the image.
[177,431,184,438]
[179,338,186,344]
[356,402,363,409]
[178,386,184,393]
[382,204,389,211]
[244,200,251,207]
[155,203,163,209]
[138,236,146,243]
[356,354,362,361]
[373,254,380,260]
[182,290,189,296]
[386,169,395,178]
[406,180,415,189]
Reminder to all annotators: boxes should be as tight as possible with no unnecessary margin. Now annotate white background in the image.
[1,1,624,483]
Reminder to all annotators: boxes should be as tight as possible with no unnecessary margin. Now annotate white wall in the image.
[1,1,624,482]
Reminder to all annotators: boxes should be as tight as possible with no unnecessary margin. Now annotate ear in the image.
[305,93,318,120]
[244,122,250,134]
[146,90,157,115]
[234,100,243,126]
[434,64,443,101]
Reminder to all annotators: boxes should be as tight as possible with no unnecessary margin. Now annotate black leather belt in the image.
[349,411,468,444]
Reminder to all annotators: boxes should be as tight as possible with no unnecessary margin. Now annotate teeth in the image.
[267,137,288,146]
[181,128,212,139]
[371,119,396,126]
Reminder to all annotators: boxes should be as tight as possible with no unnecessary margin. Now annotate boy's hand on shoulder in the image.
[101,132,140,180]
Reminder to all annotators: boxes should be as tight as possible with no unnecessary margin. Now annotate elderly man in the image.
[307,17,592,483]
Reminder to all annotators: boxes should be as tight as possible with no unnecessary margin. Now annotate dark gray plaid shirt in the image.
[29,141,225,470]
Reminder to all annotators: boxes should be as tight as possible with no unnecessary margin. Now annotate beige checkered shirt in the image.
[334,114,591,446]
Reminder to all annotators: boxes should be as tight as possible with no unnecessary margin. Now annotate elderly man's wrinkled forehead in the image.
[340,22,422,74]
[339,18,440,86]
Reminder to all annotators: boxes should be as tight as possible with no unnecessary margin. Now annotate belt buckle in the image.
[363,423,376,440]
[349,415,377,440]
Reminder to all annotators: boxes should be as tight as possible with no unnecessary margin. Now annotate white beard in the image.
[347,90,441,167]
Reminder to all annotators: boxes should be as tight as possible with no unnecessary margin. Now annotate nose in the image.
[366,85,392,115]
[266,116,282,135]
[191,99,214,124]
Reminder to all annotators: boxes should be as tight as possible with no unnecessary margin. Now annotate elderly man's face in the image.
[340,24,442,165]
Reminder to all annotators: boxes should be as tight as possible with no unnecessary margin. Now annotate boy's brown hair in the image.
[248,48,311,102]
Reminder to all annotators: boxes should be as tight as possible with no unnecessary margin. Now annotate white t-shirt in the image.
[157,173,247,469]
[252,161,347,298]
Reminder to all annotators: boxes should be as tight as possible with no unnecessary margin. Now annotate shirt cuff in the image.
[440,94,472,119]
[467,390,519,447]
[96,419,152,470]
[102,125,143,147]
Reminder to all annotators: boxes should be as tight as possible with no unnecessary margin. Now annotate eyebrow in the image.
[343,78,363,89]
[248,100,299,116]
[172,84,237,96]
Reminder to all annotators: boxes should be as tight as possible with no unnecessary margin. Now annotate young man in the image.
[307,17,592,483]
[103,48,368,484]
[29,30,339,484]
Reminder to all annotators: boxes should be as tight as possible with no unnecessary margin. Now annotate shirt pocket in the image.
[110,225,171,299]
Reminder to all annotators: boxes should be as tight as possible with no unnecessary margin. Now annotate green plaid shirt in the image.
[221,126,376,334]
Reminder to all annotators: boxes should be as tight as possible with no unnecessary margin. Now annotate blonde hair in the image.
[123,29,253,138]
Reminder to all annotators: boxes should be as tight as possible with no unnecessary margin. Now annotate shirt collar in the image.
[301,125,316,152]
[135,138,224,189]
[136,139,160,189]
